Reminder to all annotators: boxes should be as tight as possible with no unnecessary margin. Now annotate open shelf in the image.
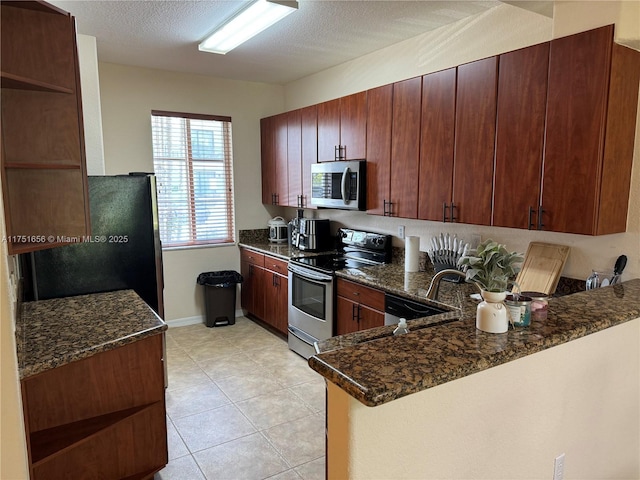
[30,404,149,465]
[1,71,73,94]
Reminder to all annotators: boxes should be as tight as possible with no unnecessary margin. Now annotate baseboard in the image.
[166,309,245,329]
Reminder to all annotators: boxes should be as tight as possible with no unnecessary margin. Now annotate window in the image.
[151,111,235,248]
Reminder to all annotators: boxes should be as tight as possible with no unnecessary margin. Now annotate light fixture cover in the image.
[199,0,298,55]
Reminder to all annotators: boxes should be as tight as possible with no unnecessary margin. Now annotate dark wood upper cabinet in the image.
[493,42,549,229]
[260,113,289,206]
[418,68,456,222]
[542,25,640,235]
[390,77,422,219]
[340,91,367,160]
[287,109,302,207]
[300,105,317,209]
[365,84,393,216]
[452,56,498,226]
[1,1,90,254]
[317,98,340,162]
[317,92,367,162]
[259,25,639,235]
[260,116,275,205]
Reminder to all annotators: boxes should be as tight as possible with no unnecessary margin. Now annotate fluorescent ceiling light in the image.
[199,0,298,55]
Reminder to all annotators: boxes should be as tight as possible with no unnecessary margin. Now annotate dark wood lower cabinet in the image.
[264,271,288,335]
[21,334,167,479]
[336,278,384,335]
[240,248,288,336]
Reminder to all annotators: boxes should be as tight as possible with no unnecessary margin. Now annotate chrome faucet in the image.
[425,269,479,301]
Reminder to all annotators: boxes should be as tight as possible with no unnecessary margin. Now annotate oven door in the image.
[288,263,334,353]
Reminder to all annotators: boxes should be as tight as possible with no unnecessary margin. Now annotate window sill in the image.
[162,242,236,252]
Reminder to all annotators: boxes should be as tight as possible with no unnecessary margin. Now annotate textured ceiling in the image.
[50,0,501,85]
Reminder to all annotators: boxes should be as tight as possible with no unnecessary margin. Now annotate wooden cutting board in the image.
[515,242,570,295]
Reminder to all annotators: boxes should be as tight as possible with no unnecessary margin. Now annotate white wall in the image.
[77,34,106,175]
[98,63,284,321]
[283,1,640,282]
[0,180,29,478]
[328,318,640,479]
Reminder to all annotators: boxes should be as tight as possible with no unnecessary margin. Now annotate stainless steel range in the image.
[287,228,392,359]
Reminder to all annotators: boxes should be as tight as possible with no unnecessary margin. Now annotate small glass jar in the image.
[522,291,549,321]
[505,294,532,327]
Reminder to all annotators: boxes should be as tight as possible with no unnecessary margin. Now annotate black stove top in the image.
[289,228,392,274]
[291,253,378,272]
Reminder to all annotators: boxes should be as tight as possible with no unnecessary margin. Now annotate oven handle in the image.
[288,263,334,283]
[288,325,319,347]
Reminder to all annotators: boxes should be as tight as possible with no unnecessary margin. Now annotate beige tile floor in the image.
[155,317,326,480]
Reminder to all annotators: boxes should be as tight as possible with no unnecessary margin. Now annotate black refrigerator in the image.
[23,174,164,318]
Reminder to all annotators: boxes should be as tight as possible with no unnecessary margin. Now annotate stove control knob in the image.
[372,237,384,246]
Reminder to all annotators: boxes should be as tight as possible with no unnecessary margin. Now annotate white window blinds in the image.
[151,111,235,248]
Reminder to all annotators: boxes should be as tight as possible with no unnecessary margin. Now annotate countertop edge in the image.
[19,324,167,379]
[17,289,168,380]
[308,280,640,407]
[308,314,636,407]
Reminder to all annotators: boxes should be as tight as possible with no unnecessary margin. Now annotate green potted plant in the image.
[457,239,524,333]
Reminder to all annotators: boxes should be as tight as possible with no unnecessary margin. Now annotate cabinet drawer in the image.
[240,248,265,267]
[337,278,384,311]
[264,255,288,275]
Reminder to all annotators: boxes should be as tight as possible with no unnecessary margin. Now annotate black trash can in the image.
[197,271,243,327]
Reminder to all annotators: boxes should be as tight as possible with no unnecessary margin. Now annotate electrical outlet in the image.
[553,453,565,480]
[398,225,405,239]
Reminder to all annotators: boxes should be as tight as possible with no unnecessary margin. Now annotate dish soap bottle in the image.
[393,318,409,336]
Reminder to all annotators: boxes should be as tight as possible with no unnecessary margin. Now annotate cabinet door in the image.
[452,56,498,226]
[493,42,549,229]
[317,99,340,162]
[301,105,317,209]
[336,296,360,336]
[252,266,267,320]
[260,116,276,205]
[340,92,367,160]
[287,109,302,207]
[240,261,266,319]
[264,272,287,334]
[273,113,289,206]
[418,68,456,221]
[390,77,422,219]
[366,84,393,216]
[276,274,288,334]
[358,304,384,331]
[542,26,612,234]
[240,260,254,312]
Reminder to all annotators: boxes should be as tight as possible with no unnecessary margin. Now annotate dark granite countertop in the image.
[238,240,305,261]
[310,279,640,407]
[238,239,335,261]
[234,238,639,408]
[16,289,167,379]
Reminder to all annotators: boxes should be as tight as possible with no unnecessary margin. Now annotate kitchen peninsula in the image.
[16,290,168,479]
[237,234,640,478]
[310,277,640,479]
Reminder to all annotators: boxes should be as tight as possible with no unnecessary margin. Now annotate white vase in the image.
[476,290,509,333]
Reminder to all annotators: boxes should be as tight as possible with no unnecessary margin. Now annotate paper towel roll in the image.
[405,236,420,272]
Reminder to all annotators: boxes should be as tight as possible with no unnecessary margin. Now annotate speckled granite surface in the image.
[16,290,167,379]
[310,279,640,406]
[235,240,638,407]
[238,235,336,261]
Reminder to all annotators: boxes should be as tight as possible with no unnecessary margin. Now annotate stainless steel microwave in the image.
[310,160,366,210]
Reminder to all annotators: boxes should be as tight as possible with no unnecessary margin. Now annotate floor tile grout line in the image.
[161,318,326,479]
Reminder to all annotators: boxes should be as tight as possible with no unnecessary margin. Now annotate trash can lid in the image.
[197,270,243,286]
